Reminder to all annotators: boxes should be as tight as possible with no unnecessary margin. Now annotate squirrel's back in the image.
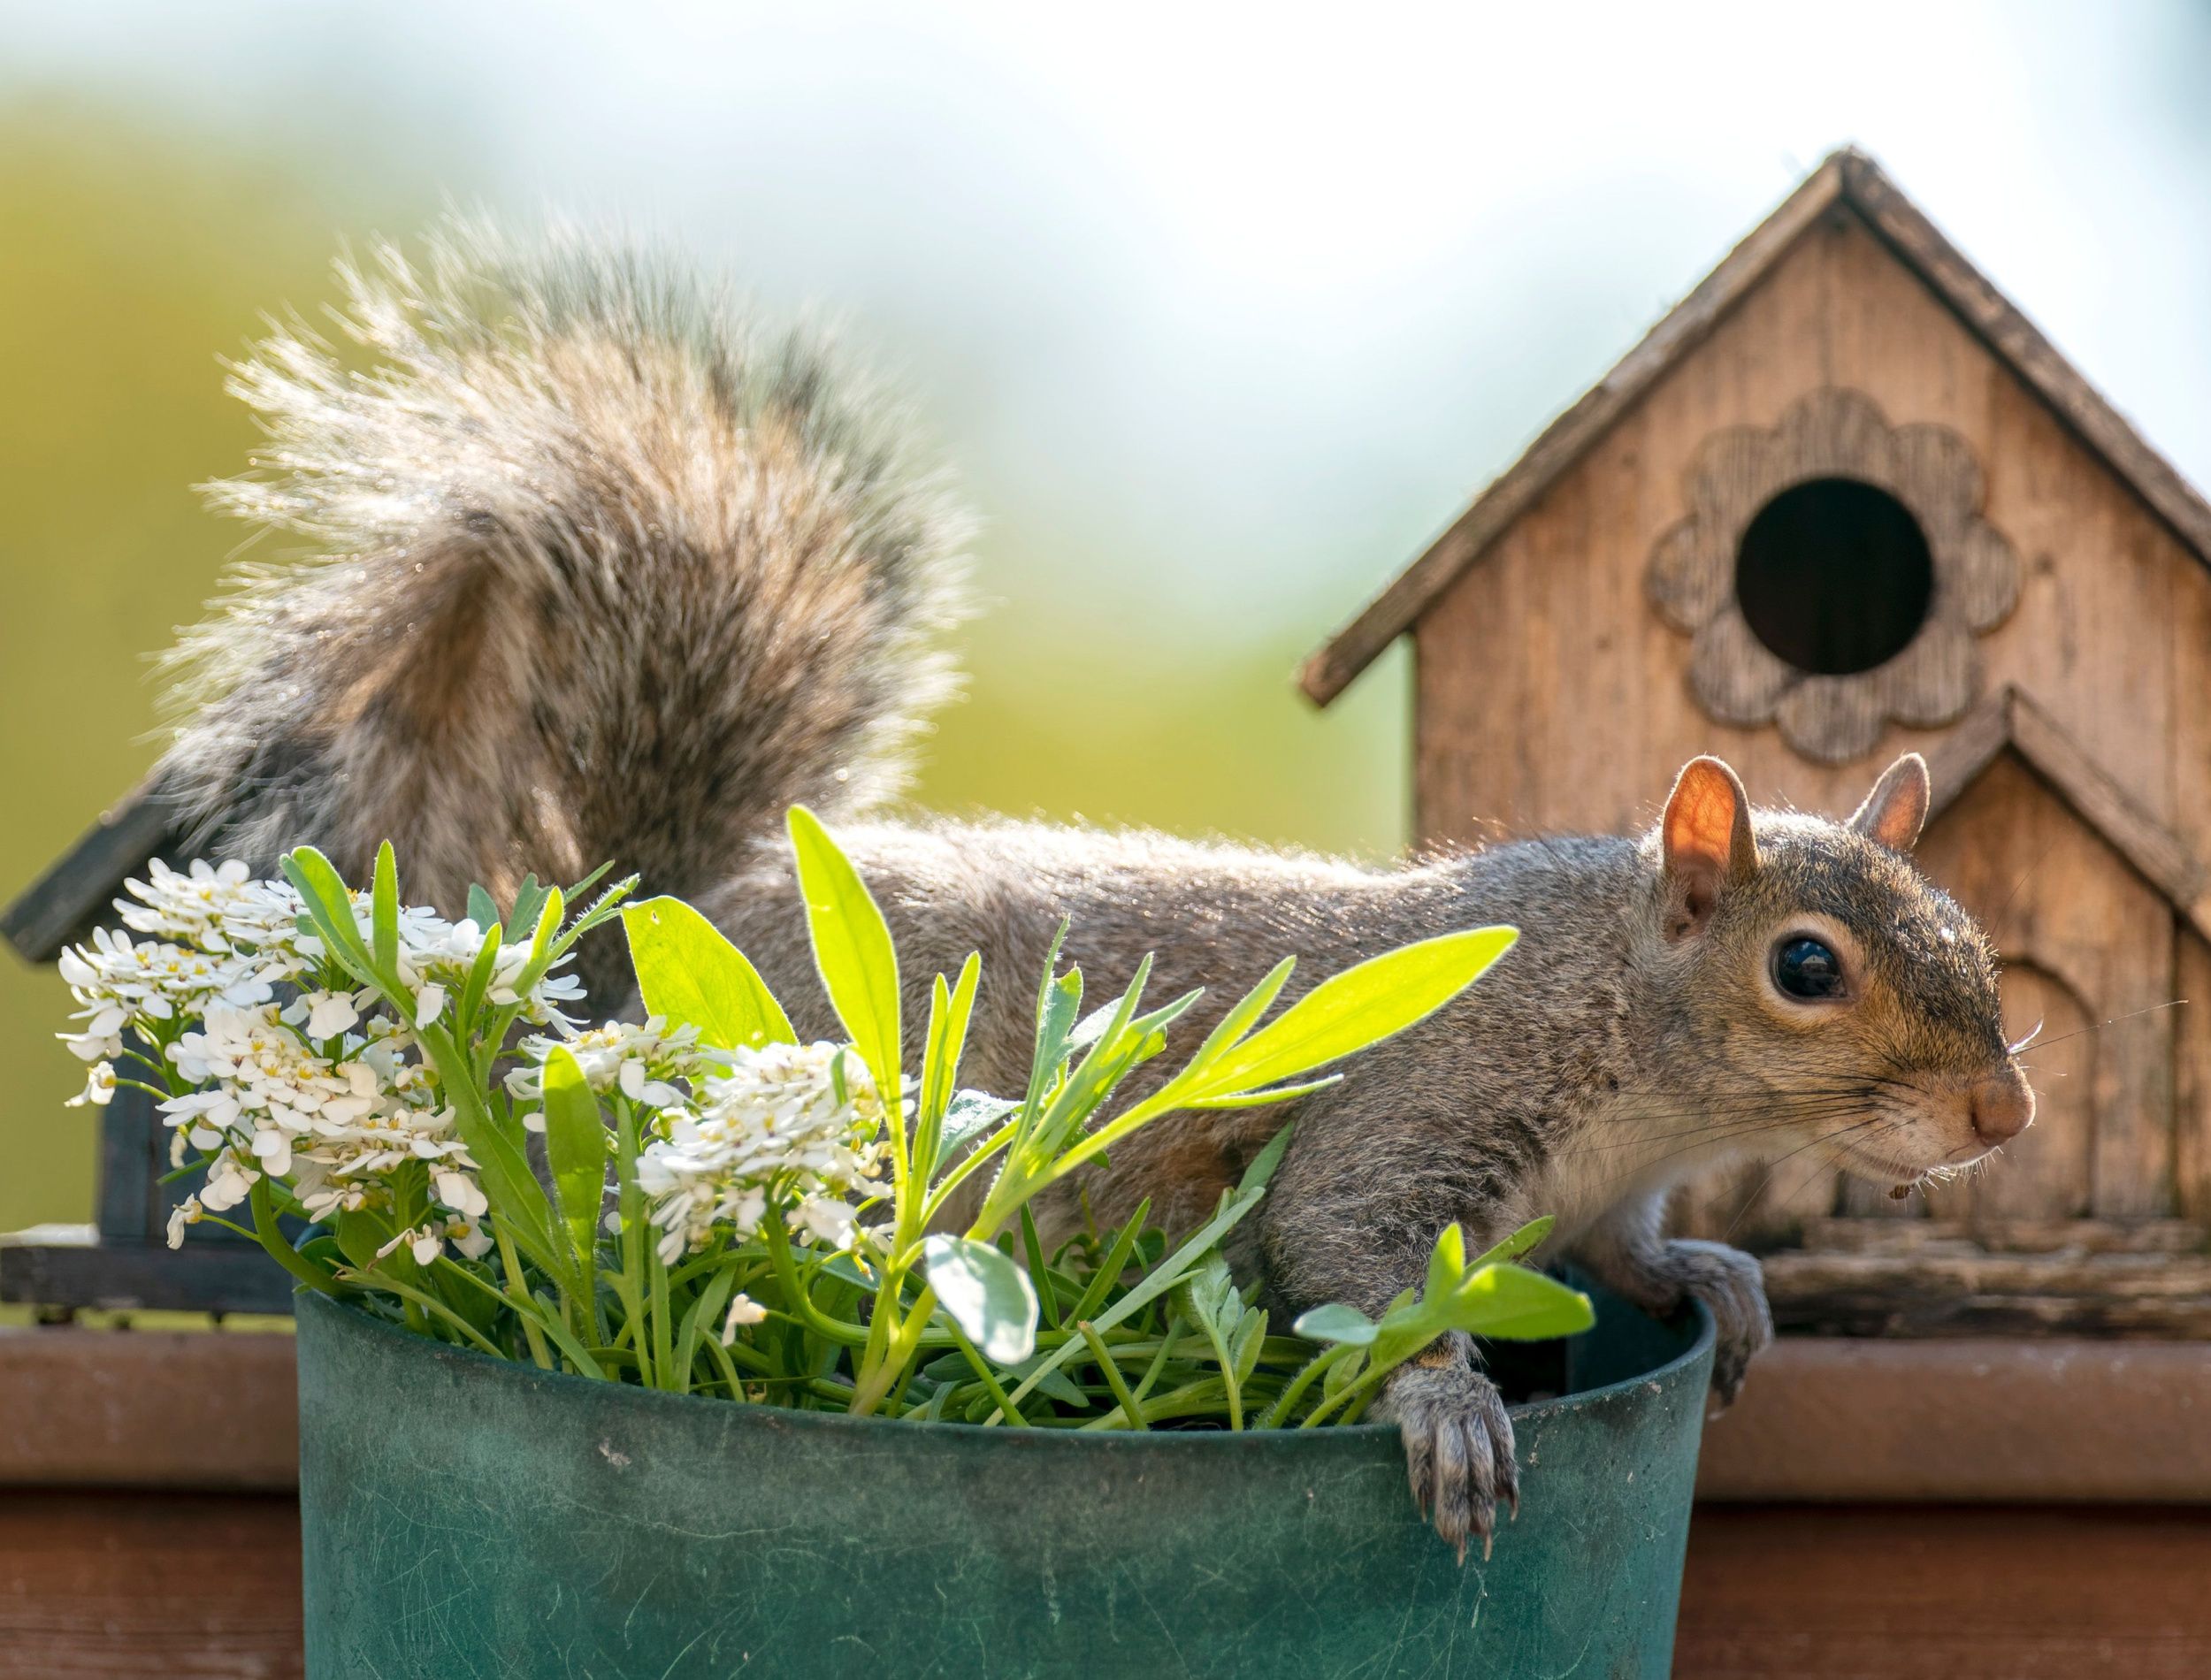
[162,220,970,925]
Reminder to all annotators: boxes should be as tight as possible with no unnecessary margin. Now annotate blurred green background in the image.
[5,2,2210,1234]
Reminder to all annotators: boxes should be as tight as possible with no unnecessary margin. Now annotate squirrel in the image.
[150,223,2034,1555]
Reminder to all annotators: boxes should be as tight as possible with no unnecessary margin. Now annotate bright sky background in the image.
[10,0,2209,647]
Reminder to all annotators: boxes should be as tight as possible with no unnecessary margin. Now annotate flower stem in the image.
[493,1220,554,1371]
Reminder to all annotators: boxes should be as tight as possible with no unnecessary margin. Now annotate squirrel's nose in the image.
[1970,1068,2035,1145]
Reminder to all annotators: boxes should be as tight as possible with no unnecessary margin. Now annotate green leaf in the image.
[620,897,797,1050]
[1187,956,1296,1072]
[280,847,377,979]
[917,954,983,1172]
[507,874,549,943]
[787,806,902,1097]
[995,1180,1268,1417]
[1181,1250,1241,1340]
[923,1235,1039,1365]
[1292,1302,1379,1347]
[998,1349,1090,1409]
[466,884,501,932]
[371,842,399,976]
[1425,1222,1467,1302]
[1026,966,1083,1109]
[1447,1264,1595,1342]
[1236,1121,1296,1195]
[933,1089,1017,1179]
[1470,1214,1556,1271]
[1190,926,1519,1100]
[540,1045,607,1302]
[333,1208,392,1274]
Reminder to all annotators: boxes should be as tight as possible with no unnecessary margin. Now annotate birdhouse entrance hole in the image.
[1733,477,1934,676]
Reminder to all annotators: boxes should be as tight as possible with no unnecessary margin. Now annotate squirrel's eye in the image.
[1773,937,1846,1000]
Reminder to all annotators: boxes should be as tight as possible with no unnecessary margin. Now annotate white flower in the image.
[200,1149,260,1212]
[67,1062,117,1108]
[115,859,256,947]
[376,1224,447,1268]
[291,991,363,1040]
[165,1196,204,1249]
[433,1169,488,1219]
[634,1042,891,1263]
[56,925,272,1051]
[507,1017,723,1107]
[795,1196,858,1249]
[720,1292,768,1342]
[412,982,448,1028]
[444,1215,495,1261]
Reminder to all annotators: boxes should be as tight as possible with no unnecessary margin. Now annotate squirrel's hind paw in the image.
[1375,1348,1518,1562]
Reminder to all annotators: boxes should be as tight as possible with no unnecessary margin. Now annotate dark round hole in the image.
[1734,477,1933,676]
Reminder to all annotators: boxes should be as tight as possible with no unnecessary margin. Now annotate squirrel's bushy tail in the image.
[159,220,969,915]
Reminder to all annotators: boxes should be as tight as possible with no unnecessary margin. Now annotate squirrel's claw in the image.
[1378,1353,1518,1562]
[1660,1238,1773,1409]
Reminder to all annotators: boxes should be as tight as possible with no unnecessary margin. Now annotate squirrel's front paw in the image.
[1373,1336,1518,1562]
[1658,1238,1772,1407]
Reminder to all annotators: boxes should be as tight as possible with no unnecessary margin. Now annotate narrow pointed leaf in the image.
[787,806,902,1096]
[1190,927,1519,1099]
[540,1045,606,1300]
[1293,1302,1379,1347]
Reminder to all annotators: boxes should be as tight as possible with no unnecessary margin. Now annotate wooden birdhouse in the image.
[1304,149,2211,1338]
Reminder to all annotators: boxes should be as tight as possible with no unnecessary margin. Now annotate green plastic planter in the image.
[295,1285,1713,1678]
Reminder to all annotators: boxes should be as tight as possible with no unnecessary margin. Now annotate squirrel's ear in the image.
[1661,757,1759,940]
[1848,753,1931,852]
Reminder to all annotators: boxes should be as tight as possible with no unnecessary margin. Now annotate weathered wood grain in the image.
[1761,1248,2211,1337]
[0,1492,302,1680]
[1313,145,2211,707]
[1677,1505,2211,1680]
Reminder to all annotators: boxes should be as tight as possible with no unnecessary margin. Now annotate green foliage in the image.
[621,897,796,1050]
[119,809,1582,1429]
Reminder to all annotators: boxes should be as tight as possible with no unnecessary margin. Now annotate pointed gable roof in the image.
[1300,148,2211,706]
[1927,686,2211,943]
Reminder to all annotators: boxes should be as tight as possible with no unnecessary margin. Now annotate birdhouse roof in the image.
[1300,147,2211,706]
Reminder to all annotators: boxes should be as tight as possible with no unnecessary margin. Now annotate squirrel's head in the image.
[1638,752,2033,1190]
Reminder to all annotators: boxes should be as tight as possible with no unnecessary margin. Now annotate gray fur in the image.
[158,230,2030,1555]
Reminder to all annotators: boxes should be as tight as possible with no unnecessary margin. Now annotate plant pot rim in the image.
[295,1282,1715,1449]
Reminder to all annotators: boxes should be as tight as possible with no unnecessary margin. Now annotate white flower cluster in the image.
[55,857,581,1264]
[508,1017,728,1112]
[634,1042,893,1266]
[158,1002,486,1252]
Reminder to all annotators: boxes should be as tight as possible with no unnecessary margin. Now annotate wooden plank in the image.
[1697,1337,2211,1502]
[0,1231,299,1317]
[0,772,179,965]
[1795,1216,2207,1255]
[1299,156,1850,706]
[2178,930,2211,1221]
[1676,1505,2211,1680]
[0,1491,302,1679]
[1760,1249,2211,1337]
[0,1326,297,1491]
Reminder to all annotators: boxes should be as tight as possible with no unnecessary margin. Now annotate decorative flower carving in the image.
[1648,387,2020,763]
